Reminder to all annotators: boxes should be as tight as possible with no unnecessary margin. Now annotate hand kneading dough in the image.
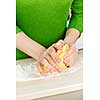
[56,44,69,70]
[40,44,70,73]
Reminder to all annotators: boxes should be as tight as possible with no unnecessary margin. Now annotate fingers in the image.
[64,53,74,67]
[46,46,62,72]
[64,49,73,59]
[37,51,53,74]
[64,49,78,67]
[45,55,62,72]
[48,47,61,63]
[64,57,73,67]
[38,55,62,74]
[53,40,64,50]
[64,45,78,59]
[45,55,56,71]
[39,59,54,73]
[52,63,62,72]
[37,40,66,75]
[37,63,47,76]
[48,53,62,72]
[37,50,62,74]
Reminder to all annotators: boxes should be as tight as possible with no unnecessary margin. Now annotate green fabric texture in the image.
[16,26,22,33]
[16,0,83,60]
[68,0,83,32]
[16,49,30,60]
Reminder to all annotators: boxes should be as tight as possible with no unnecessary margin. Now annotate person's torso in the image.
[16,0,73,47]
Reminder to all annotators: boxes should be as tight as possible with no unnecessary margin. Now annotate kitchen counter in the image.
[16,51,83,100]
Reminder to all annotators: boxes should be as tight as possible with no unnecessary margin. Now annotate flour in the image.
[16,51,83,82]
[16,61,40,81]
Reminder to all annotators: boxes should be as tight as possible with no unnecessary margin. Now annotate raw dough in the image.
[42,44,70,73]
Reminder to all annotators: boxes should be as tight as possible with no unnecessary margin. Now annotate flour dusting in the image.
[16,51,82,81]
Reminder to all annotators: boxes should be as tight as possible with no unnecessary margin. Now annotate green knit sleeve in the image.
[16,26,22,34]
[68,0,83,33]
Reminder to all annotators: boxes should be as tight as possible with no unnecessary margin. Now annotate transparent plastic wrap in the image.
[16,50,82,82]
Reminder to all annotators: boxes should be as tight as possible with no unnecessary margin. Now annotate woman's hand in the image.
[63,45,78,67]
[37,40,78,75]
[16,32,46,60]
[63,28,80,67]
[37,40,65,75]
[37,28,80,75]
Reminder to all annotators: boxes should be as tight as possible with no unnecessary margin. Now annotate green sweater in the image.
[16,0,83,60]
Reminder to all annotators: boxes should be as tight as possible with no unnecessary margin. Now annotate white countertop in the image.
[16,51,83,100]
